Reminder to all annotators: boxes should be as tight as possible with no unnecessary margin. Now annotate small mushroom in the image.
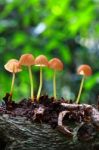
[19,54,35,101]
[48,58,63,100]
[76,64,92,104]
[35,55,48,101]
[4,59,22,99]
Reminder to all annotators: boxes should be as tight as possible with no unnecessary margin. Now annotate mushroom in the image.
[48,58,63,100]
[4,59,22,99]
[35,55,48,101]
[19,54,35,101]
[76,64,92,104]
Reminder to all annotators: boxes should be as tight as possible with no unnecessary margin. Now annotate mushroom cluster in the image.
[4,54,92,104]
[4,54,64,102]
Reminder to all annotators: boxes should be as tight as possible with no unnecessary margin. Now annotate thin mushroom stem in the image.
[28,66,34,101]
[37,66,42,101]
[76,75,85,104]
[53,70,56,99]
[10,72,15,96]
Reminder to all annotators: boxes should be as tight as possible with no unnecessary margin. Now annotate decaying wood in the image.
[0,94,99,150]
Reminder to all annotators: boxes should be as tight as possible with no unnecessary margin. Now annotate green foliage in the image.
[0,0,99,103]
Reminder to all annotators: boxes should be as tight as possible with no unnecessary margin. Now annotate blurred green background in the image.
[0,0,99,103]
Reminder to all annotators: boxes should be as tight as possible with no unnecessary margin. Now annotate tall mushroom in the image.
[4,59,22,99]
[19,54,35,101]
[35,55,48,101]
[76,64,92,104]
[48,58,63,100]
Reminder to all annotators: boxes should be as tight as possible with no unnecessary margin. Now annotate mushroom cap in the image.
[4,59,22,73]
[48,58,63,71]
[19,54,35,66]
[77,64,92,76]
[35,55,48,67]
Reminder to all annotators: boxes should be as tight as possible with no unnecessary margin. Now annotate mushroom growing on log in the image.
[76,64,92,104]
[19,54,35,102]
[4,59,22,100]
[48,58,63,100]
[35,55,48,101]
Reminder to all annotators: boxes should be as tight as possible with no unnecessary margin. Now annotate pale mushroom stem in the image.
[28,66,34,101]
[10,72,15,96]
[76,75,85,104]
[53,70,56,99]
[37,66,42,101]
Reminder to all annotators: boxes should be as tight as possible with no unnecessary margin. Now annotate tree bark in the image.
[0,95,99,150]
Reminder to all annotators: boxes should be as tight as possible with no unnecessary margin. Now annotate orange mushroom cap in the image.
[35,55,48,67]
[77,64,92,76]
[48,58,63,71]
[4,59,22,73]
[19,54,35,66]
